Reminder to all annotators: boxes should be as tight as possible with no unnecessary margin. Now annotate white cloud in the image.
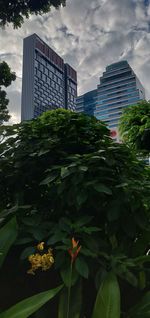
[0,0,150,123]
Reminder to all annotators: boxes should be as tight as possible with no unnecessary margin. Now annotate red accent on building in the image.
[65,64,77,83]
[35,38,64,71]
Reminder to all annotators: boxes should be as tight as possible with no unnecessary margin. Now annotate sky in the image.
[0,0,150,124]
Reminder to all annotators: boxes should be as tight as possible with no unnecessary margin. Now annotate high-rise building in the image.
[21,34,77,121]
[76,89,97,116]
[76,61,145,140]
[95,61,145,130]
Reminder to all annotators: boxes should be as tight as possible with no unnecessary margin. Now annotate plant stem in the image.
[66,262,73,318]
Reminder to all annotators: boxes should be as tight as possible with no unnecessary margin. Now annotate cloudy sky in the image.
[0,0,150,123]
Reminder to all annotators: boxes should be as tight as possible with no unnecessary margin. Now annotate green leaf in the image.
[139,271,146,289]
[47,232,67,245]
[40,173,58,185]
[0,217,18,268]
[79,165,88,172]
[122,270,138,287]
[15,237,33,245]
[92,272,120,318]
[58,280,82,318]
[74,215,93,227]
[76,192,88,206]
[75,256,89,279]
[127,292,150,318]
[60,267,79,287]
[133,255,150,265]
[38,149,50,156]
[0,285,63,318]
[20,247,35,260]
[93,184,112,195]
[82,226,101,234]
[61,167,72,178]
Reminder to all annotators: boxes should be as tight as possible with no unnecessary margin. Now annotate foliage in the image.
[0,0,66,28]
[0,61,16,124]
[0,109,150,316]
[127,291,150,318]
[0,218,63,318]
[119,100,150,154]
[0,217,18,268]
[92,272,120,318]
[0,285,63,318]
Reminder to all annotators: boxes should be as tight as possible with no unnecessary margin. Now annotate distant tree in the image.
[0,61,16,124]
[119,100,150,153]
[0,0,66,28]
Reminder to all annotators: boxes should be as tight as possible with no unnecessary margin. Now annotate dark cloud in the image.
[0,0,150,123]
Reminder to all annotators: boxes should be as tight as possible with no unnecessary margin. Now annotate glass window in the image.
[42,74,46,81]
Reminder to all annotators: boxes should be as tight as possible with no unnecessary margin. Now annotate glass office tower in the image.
[76,89,97,116]
[21,34,77,121]
[76,61,145,141]
[95,61,145,130]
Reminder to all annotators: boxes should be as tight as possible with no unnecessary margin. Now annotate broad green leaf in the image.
[122,270,138,287]
[0,217,18,268]
[76,192,88,206]
[139,271,146,289]
[15,237,33,245]
[0,285,63,318]
[92,272,120,318]
[61,167,72,178]
[60,266,79,287]
[20,247,35,260]
[82,226,101,234]
[93,184,112,195]
[127,292,150,318]
[79,165,88,172]
[133,255,150,265]
[74,215,93,227]
[75,256,89,279]
[58,280,82,318]
[40,173,58,185]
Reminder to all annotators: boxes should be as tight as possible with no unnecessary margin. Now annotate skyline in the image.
[0,0,150,123]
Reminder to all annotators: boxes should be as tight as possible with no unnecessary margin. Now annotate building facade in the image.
[76,89,97,116]
[21,34,77,121]
[76,61,145,140]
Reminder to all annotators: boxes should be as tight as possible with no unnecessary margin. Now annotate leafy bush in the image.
[0,109,150,316]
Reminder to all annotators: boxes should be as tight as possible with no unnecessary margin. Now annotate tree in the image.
[0,0,66,28]
[0,109,150,316]
[119,100,150,153]
[0,61,16,124]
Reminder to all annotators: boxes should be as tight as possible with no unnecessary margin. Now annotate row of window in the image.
[97,91,139,105]
[103,66,129,78]
[35,67,63,86]
[96,96,140,110]
[99,75,135,90]
[35,53,63,77]
[98,80,136,95]
[97,85,136,99]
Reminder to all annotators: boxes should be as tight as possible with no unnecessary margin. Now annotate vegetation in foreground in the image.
[0,109,150,317]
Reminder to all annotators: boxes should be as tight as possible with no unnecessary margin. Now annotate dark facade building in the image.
[21,34,77,121]
[76,89,97,116]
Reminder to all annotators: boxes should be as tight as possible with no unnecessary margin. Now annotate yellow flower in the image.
[27,243,54,275]
[37,242,45,251]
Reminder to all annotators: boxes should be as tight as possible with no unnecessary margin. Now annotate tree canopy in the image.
[119,100,150,153]
[0,0,66,28]
[0,109,149,253]
[0,61,16,124]
[0,109,150,316]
